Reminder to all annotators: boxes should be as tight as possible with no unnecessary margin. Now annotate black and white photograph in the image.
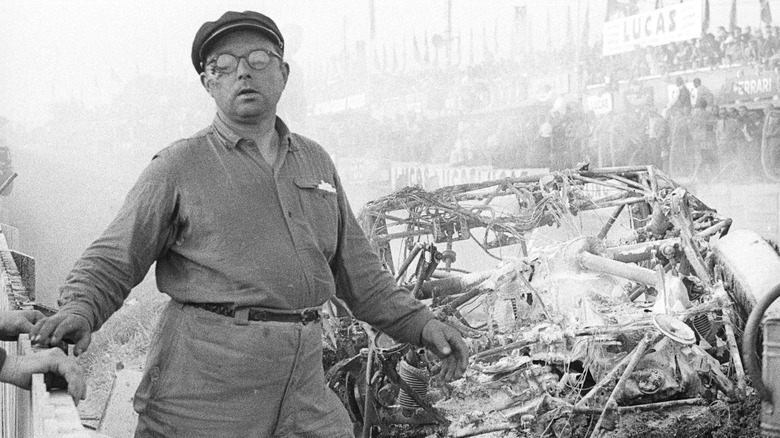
[0,0,777,437]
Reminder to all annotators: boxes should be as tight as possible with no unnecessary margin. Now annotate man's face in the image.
[200,30,289,124]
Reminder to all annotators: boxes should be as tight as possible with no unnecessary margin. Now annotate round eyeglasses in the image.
[205,49,282,74]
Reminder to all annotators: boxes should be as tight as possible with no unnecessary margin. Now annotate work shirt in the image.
[690,85,714,109]
[668,85,692,112]
[57,115,433,345]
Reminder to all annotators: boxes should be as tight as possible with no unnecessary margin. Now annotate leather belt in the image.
[189,302,321,325]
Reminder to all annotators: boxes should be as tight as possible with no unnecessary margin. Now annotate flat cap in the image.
[192,10,285,74]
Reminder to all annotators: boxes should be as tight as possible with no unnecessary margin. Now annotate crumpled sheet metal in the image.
[337,168,745,437]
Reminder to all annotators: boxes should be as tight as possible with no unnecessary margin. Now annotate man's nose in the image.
[236,57,253,79]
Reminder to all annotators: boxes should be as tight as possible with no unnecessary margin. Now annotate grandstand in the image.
[299,0,780,183]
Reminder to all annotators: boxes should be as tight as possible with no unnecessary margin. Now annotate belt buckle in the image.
[301,309,320,325]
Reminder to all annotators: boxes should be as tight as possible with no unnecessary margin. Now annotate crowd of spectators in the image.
[299,19,780,181]
[588,24,780,85]
[307,23,780,117]
[307,72,776,184]
[577,89,774,182]
[306,19,780,117]
[301,19,780,183]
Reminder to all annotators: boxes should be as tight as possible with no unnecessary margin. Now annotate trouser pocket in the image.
[133,301,185,414]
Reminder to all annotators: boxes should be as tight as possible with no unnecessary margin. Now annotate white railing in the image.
[0,226,104,438]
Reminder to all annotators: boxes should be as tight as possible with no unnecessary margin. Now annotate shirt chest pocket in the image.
[294,177,340,252]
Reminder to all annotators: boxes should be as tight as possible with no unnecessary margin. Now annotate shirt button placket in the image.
[276,175,300,249]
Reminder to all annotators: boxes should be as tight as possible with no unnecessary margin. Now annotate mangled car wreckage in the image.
[322,165,778,438]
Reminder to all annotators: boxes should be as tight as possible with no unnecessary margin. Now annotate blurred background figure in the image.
[691,78,713,109]
[691,103,718,181]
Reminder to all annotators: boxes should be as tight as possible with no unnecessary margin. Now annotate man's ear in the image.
[281,61,290,88]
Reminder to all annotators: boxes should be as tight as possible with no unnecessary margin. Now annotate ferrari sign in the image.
[719,74,780,103]
[603,1,702,56]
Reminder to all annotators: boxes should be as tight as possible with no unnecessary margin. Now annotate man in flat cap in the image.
[31,10,468,437]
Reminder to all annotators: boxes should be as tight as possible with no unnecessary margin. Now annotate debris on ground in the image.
[324,165,768,438]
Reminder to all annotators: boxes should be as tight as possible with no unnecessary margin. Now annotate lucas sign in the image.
[603,1,702,56]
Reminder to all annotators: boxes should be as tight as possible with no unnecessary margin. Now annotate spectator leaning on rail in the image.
[690,78,714,110]
[646,108,668,171]
[668,76,692,116]
[0,310,85,404]
[30,10,469,437]
[690,104,719,179]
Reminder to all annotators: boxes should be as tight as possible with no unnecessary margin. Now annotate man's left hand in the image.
[421,319,469,381]
[0,310,45,341]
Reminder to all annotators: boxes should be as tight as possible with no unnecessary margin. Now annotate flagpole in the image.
[575,0,582,96]
[446,0,452,67]
[729,0,737,33]
[367,0,374,103]
[343,16,348,78]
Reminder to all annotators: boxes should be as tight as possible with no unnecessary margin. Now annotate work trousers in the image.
[133,301,354,437]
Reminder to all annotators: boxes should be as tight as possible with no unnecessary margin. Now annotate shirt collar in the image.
[212,114,241,149]
[275,117,297,151]
[212,114,297,152]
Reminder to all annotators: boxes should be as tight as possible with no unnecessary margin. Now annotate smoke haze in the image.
[0,0,774,306]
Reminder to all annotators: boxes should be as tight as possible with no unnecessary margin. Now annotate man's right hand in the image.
[30,313,92,356]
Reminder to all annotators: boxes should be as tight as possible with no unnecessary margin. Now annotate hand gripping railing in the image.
[0,225,102,437]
